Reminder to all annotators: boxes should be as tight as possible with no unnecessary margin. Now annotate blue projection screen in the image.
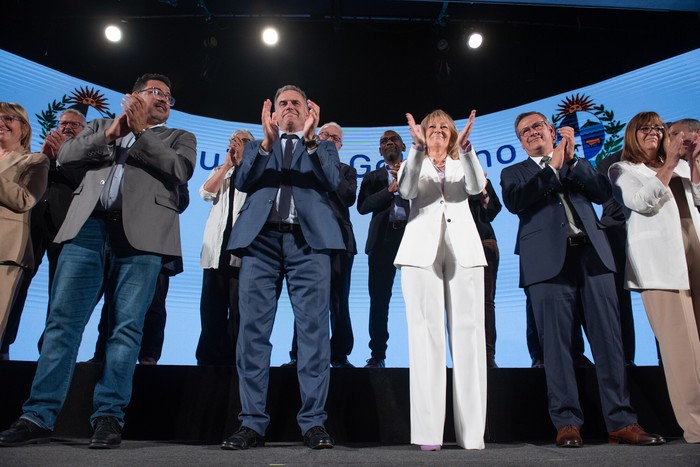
[1,48,699,367]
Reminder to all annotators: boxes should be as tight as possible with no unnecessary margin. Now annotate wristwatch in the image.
[303,135,320,149]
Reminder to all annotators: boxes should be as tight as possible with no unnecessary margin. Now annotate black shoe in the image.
[221,426,265,450]
[364,357,385,368]
[331,357,355,368]
[303,426,334,449]
[0,419,51,447]
[89,416,122,449]
[281,359,297,368]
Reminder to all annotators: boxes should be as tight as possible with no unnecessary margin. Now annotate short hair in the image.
[231,129,254,141]
[59,108,86,125]
[669,118,700,132]
[621,111,667,165]
[132,73,172,92]
[421,109,460,160]
[273,85,308,110]
[0,102,32,150]
[514,111,552,138]
[320,121,344,139]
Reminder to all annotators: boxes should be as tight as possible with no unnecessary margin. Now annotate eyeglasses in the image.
[517,120,548,139]
[137,87,176,107]
[0,114,24,125]
[637,125,665,135]
[319,131,342,144]
[230,135,252,145]
[380,135,402,144]
[58,121,84,129]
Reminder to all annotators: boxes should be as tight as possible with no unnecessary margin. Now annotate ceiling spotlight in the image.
[262,27,279,46]
[468,32,483,49]
[105,25,122,43]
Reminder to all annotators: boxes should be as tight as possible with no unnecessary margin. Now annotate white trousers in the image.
[400,221,487,449]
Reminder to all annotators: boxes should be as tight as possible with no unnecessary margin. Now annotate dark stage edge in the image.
[0,362,682,444]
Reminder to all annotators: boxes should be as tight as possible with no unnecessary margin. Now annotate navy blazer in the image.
[227,138,344,253]
[500,157,615,288]
[329,163,358,255]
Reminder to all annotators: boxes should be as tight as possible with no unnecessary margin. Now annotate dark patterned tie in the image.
[278,134,298,220]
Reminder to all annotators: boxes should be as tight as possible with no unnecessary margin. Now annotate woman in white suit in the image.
[394,109,487,450]
[609,111,700,443]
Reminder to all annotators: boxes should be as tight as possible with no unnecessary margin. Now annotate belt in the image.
[567,235,590,247]
[388,221,407,230]
[264,222,301,232]
[91,210,122,222]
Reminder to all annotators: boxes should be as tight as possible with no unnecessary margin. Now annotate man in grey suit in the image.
[500,112,663,448]
[222,85,343,451]
[0,73,196,449]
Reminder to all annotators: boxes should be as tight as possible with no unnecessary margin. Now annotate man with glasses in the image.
[0,73,196,449]
[500,111,664,448]
[282,122,357,368]
[196,129,253,365]
[0,109,86,360]
[357,130,409,368]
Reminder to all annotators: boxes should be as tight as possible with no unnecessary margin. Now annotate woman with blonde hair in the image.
[394,109,487,450]
[0,102,48,339]
[609,111,700,443]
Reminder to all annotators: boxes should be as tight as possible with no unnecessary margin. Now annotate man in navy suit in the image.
[500,111,664,448]
[223,85,343,451]
[357,130,408,368]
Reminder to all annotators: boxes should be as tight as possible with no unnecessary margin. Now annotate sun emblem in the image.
[70,87,109,113]
[556,93,595,116]
[551,93,625,165]
[36,87,116,139]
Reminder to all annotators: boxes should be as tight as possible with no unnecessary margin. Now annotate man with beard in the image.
[357,130,409,368]
[0,109,85,359]
[0,73,196,449]
[222,85,342,450]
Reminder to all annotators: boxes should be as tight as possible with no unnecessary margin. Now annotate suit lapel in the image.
[522,157,541,178]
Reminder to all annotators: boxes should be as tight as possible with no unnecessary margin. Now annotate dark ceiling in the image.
[2,0,699,126]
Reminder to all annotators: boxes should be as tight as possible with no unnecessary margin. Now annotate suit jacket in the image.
[609,159,700,290]
[55,118,197,257]
[500,156,615,288]
[394,146,487,268]
[0,149,49,268]
[468,178,502,241]
[329,163,357,255]
[227,138,343,252]
[357,164,409,255]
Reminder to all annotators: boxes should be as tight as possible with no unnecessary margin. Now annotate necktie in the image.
[541,156,582,232]
[278,134,298,220]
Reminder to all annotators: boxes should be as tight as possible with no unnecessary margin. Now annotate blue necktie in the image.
[278,134,298,220]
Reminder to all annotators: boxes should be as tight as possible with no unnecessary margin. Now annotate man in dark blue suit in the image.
[500,112,664,448]
[222,85,343,451]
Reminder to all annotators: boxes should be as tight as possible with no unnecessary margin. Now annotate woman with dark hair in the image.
[0,102,48,340]
[394,109,487,450]
[609,111,700,443]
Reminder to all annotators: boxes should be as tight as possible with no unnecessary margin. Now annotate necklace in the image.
[430,156,446,170]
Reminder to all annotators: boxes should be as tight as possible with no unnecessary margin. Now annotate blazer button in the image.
[99,180,105,185]
[561,222,565,227]
[440,200,444,204]
[447,218,452,223]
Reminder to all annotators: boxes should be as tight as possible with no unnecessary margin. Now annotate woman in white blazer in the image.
[394,109,487,450]
[609,111,700,443]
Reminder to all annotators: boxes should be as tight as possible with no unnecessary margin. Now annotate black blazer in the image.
[357,166,408,254]
[329,163,357,255]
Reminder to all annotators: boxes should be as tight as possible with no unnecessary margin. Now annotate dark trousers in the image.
[527,242,635,431]
[196,265,240,365]
[290,249,354,363]
[93,272,169,362]
[367,228,404,360]
[482,239,499,366]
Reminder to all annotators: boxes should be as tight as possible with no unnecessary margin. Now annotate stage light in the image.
[262,27,279,46]
[468,32,483,49]
[105,25,122,43]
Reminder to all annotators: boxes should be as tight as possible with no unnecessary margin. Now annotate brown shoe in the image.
[556,425,583,448]
[608,423,665,445]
